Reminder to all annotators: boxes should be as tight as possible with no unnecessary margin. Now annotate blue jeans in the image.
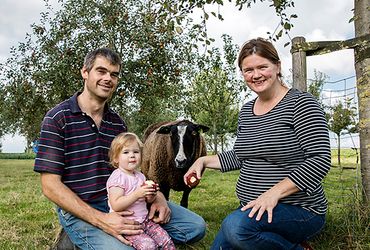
[211,203,325,250]
[58,200,206,250]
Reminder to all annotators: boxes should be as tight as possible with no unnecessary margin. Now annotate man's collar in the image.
[69,92,112,115]
[69,92,82,114]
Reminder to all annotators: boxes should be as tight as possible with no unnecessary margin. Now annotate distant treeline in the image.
[0,153,35,159]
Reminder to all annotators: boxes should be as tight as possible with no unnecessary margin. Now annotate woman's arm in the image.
[184,154,221,183]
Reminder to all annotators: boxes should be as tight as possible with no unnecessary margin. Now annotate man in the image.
[34,48,205,249]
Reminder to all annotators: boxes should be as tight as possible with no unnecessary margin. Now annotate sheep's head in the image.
[157,120,209,169]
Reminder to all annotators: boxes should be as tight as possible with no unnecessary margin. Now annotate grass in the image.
[0,159,57,250]
[0,152,36,159]
[0,149,369,249]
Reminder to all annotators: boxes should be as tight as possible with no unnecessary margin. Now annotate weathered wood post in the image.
[291,37,307,91]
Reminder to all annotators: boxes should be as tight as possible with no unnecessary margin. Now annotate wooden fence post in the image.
[292,37,307,91]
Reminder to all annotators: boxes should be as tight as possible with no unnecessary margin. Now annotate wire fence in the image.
[311,75,367,246]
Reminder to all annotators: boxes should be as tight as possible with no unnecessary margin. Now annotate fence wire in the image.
[312,75,368,246]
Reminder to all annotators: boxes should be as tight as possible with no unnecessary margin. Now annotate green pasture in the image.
[0,149,369,249]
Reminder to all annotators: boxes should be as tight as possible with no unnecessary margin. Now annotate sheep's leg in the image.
[180,188,191,208]
[160,183,171,200]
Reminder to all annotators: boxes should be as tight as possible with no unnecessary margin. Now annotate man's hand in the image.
[99,211,143,245]
[148,192,171,224]
[40,173,144,245]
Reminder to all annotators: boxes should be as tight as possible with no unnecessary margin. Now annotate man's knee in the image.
[186,219,207,243]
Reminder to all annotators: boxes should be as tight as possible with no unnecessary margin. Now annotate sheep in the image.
[141,120,209,208]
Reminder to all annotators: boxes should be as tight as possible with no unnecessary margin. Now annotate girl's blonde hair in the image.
[109,132,143,168]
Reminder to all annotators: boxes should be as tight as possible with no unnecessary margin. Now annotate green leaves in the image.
[184,35,249,153]
[0,0,200,143]
[1,0,300,147]
[328,100,357,137]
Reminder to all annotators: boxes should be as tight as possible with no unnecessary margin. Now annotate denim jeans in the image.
[211,203,325,250]
[58,200,206,250]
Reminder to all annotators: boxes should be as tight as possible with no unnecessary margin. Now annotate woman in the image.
[184,38,331,250]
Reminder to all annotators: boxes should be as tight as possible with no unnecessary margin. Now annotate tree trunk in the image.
[354,0,370,204]
[337,134,341,166]
[213,123,218,154]
[221,135,225,153]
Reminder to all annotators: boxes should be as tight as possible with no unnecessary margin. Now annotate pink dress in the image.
[107,169,176,250]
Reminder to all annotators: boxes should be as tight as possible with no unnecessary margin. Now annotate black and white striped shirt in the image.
[218,88,331,214]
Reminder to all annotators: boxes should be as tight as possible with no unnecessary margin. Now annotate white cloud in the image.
[307,49,355,79]
[1,134,27,153]
[0,0,58,64]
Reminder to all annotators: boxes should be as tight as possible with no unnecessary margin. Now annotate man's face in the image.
[81,56,120,102]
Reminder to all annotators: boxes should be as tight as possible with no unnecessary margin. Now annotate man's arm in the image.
[41,173,143,244]
[147,191,171,224]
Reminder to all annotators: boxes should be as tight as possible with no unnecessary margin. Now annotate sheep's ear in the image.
[196,124,210,133]
[157,125,172,134]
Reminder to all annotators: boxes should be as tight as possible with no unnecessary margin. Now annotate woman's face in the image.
[240,54,281,95]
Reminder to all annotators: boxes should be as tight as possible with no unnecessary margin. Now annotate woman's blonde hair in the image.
[109,132,143,168]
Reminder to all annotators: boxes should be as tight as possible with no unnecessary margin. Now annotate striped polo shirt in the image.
[34,92,127,203]
[218,88,331,214]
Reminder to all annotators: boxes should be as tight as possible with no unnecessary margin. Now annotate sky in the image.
[0,0,357,152]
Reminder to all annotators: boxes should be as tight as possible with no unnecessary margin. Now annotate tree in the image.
[327,100,357,166]
[0,0,200,145]
[186,68,240,153]
[185,35,248,153]
[307,70,330,118]
[307,70,327,102]
[353,0,370,204]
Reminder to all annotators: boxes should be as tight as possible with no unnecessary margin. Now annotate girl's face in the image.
[116,141,141,174]
[241,54,281,95]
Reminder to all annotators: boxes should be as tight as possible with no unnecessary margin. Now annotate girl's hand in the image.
[136,185,157,198]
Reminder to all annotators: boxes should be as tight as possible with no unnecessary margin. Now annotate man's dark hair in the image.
[84,48,121,72]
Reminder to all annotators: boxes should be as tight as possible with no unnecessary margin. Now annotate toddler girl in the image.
[107,132,176,250]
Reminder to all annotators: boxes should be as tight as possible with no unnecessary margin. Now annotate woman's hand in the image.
[184,157,205,185]
[241,178,299,223]
[241,189,280,223]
